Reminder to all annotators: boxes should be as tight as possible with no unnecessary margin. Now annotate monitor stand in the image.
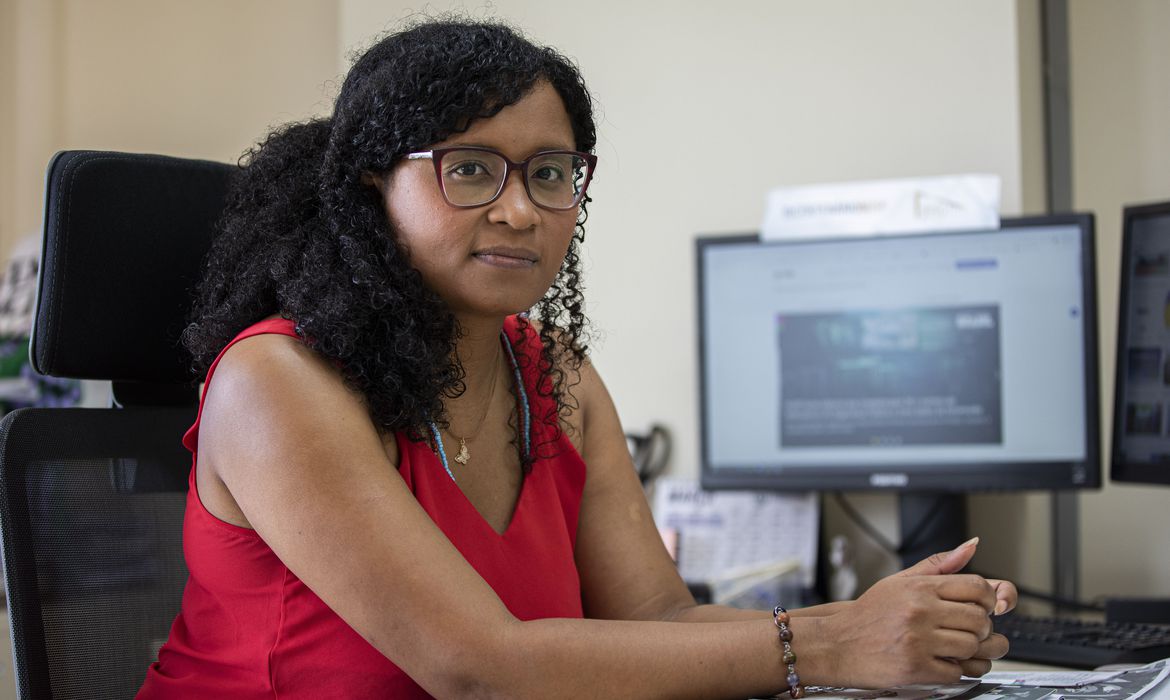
[897,493,967,570]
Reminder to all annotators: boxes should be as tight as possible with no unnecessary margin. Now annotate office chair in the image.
[0,151,233,699]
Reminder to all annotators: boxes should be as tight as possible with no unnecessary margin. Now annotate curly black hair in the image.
[182,18,596,465]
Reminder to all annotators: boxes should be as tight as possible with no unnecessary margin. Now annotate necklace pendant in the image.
[454,437,470,465]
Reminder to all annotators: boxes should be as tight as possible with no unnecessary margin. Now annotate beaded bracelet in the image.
[773,604,803,699]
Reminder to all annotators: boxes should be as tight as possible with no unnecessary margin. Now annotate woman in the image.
[139,18,1015,699]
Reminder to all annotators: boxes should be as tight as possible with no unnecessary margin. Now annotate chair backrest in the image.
[0,150,233,699]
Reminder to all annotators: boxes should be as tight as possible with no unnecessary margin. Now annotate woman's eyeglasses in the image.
[405,146,596,211]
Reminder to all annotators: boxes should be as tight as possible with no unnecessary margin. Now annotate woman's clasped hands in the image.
[807,537,1016,689]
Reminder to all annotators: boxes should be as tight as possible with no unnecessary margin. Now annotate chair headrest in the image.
[32,150,234,385]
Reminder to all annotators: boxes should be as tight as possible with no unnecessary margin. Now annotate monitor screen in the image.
[697,215,1100,492]
[1112,201,1170,487]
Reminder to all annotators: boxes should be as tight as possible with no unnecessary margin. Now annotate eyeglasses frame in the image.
[404,146,597,211]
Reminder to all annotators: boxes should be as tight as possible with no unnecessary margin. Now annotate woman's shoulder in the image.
[215,329,320,383]
[202,316,372,433]
[199,317,301,381]
[211,317,316,380]
[199,321,399,466]
[201,330,346,437]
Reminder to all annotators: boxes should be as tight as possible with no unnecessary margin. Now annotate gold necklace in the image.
[448,348,502,466]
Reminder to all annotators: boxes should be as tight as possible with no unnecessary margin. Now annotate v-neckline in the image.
[444,465,532,538]
[427,325,533,536]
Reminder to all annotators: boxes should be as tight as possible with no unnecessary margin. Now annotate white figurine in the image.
[828,534,859,601]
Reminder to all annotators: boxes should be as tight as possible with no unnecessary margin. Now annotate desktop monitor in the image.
[696,215,1100,562]
[1111,200,1170,488]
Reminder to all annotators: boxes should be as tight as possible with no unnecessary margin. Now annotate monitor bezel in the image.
[696,214,1101,493]
[1110,200,1170,487]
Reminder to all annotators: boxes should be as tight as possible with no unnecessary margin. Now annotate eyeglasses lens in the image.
[438,149,591,209]
[527,152,590,209]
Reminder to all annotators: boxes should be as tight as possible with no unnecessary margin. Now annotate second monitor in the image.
[697,215,1100,500]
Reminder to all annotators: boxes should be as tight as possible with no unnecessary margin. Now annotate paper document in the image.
[651,478,818,587]
[974,661,1170,700]
[766,659,1170,700]
[980,671,1128,688]
[799,681,980,700]
[761,174,1000,240]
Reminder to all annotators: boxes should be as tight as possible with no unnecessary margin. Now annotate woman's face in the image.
[378,81,581,320]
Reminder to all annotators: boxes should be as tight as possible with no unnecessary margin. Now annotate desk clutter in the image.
[785,657,1170,700]
[651,478,818,609]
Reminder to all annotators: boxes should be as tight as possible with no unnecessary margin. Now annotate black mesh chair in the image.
[0,151,233,699]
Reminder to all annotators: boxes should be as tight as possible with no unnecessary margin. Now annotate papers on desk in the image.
[650,478,818,589]
[979,670,1130,688]
[780,660,1170,700]
[970,660,1170,700]
[801,681,981,700]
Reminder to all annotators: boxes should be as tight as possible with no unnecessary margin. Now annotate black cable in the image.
[831,492,1106,613]
[831,492,950,556]
[832,492,899,552]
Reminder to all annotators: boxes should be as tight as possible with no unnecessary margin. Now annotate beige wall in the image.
[0,0,15,263]
[0,0,342,261]
[1072,0,1170,599]
[1,0,63,261]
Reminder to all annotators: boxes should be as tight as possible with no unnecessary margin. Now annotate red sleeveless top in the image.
[138,316,586,699]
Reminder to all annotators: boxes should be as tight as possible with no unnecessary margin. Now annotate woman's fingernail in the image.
[995,600,1008,615]
[958,536,980,550]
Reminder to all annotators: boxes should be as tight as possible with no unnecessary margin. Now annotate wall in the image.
[0,0,15,263]
[57,0,341,161]
[342,0,1042,586]
[1071,0,1170,599]
[0,0,63,262]
[0,0,342,262]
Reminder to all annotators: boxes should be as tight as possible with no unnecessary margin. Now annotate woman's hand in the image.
[957,633,1010,678]
[813,539,1009,687]
[892,538,1018,679]
[986,578,1019,617]
[959,577,1015,677]
[897,538,1019,617]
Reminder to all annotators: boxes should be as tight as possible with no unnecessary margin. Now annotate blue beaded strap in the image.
[427,421,455,481]
[501,334,531,459]
[428,330,530,482]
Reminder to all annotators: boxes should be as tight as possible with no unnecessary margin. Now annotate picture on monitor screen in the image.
[775,306,1003,449]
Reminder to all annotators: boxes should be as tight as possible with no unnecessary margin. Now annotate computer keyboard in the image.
[996,612,1170,669]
